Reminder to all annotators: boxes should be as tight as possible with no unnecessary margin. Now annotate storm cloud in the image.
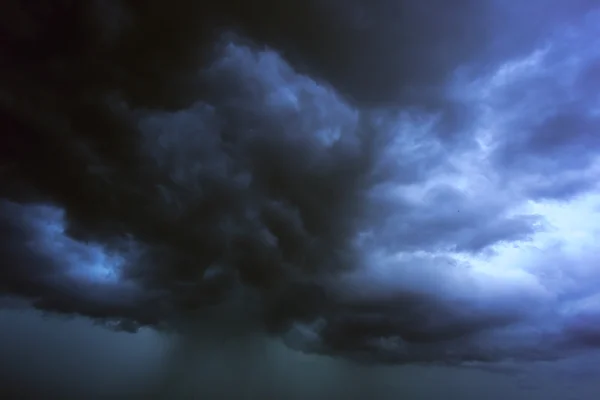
[1,0,600,375]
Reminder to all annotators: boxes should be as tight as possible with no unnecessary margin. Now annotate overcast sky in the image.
[1,1,600,398]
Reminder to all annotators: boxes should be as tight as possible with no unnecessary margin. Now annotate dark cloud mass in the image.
[1,0,600,377]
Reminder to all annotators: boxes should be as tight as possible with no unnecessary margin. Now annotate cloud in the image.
[475,10,600,199]
[1,0,600,371]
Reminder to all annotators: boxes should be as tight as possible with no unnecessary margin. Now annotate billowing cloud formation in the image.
[1,0,600,367]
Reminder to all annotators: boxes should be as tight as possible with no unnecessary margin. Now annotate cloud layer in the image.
[1,0,600,367]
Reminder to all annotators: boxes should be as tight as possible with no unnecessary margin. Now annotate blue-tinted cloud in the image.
[1,0,600,370]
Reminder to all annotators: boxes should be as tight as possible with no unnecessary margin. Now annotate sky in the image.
[1,0,600,398]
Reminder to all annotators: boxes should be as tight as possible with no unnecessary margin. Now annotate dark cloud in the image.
[0,201,162,328]
[0,0,490,105]
[1,0,599,376]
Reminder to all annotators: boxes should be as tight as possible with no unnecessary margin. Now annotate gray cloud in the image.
[1,0,600,376]
[486,11,600,200]
[369,183,542,253]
